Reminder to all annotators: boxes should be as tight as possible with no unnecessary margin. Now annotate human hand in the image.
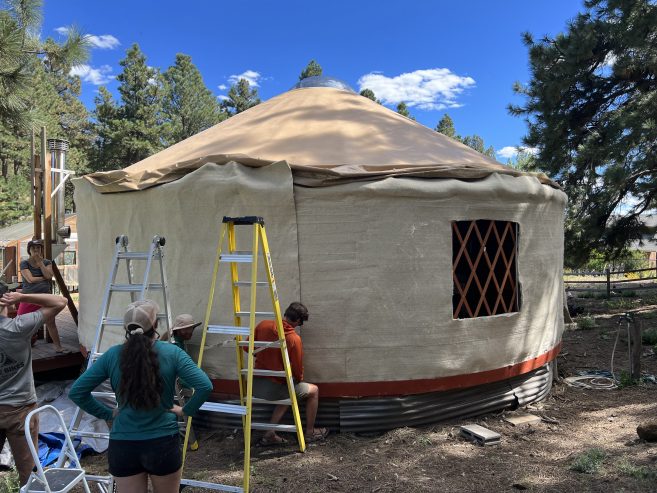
[169,405,184,418]
[0,292,22,307]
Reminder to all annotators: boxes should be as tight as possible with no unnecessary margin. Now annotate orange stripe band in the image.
[211,341,562,398]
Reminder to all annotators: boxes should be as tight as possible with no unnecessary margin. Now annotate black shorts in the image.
[108,434,181,477]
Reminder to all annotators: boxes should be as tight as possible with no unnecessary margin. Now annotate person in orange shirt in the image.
[250,302,328,445]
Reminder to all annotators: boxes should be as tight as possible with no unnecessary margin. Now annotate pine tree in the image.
[509,0,657,265]
[299,60,322,80]
[93,44,165,169]
[396,102,412,119]
[222,78,260,115]
[0,1,88,129]
[359,88,381,104]
[0,0,90,219]
[163,53,226,143]
[435,114,456,138]
[435,114,496,158]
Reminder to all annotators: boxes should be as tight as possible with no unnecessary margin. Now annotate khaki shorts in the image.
[252,378,311,401]
[0,403,38,486]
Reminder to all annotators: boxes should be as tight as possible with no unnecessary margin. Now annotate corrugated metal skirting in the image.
[195,364,553,433]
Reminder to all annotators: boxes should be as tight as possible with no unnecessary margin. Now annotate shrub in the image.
[570,448,606,474]
[642,328,657,346]
[576,316,597,330]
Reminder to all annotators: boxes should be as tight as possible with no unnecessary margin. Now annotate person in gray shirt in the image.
[0,285,67,485]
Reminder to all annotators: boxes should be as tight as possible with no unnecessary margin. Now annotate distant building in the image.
[631,215,657,268]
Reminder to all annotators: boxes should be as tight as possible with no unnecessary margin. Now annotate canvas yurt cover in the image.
[74,81,565,430]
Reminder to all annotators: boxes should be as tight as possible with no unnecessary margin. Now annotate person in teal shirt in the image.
[69,300,212,493]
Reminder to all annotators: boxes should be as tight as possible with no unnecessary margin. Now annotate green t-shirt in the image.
[69,340,212,441]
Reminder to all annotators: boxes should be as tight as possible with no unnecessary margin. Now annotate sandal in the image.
[257,435,288,447]
[305,428,329,443]
[55,347,71,354]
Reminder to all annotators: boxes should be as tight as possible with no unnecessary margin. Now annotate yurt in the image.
[74,77,566,431]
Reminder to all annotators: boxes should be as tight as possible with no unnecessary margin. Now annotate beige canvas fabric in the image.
[81,87,557,192]
[74,161,300,353]
[74,161,566,383]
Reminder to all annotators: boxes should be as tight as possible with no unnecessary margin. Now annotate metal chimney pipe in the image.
[47,139,69,244]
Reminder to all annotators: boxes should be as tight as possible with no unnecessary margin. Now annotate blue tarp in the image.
[37,433,94,467]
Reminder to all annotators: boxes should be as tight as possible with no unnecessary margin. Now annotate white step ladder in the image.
[68,235,173,492]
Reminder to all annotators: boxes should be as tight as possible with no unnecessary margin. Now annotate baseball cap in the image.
[172,314,201,332]
[123,299,159,334]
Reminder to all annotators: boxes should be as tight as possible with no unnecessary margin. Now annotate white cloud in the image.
[496,146,538,159]
[357,68,475,110]
[69,64,114,85]
[217,95,229,101]
[218,84,227,90]
[87,34,120,50]
[228,70,261,87]
[54,27,120,50]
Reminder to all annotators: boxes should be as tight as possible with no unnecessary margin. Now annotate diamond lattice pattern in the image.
[452,220,520,319]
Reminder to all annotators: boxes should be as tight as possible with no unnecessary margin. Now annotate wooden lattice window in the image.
[452,220,520,319]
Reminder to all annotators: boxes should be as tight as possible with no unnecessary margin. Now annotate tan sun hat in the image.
[172,314,202,332]
[123,299,160,334]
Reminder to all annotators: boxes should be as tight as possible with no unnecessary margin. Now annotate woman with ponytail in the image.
[70,300,212,493]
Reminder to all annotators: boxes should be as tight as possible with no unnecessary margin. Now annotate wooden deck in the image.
[31,310,84,374]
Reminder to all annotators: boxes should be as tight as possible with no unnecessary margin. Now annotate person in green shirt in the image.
[69,300,212,493]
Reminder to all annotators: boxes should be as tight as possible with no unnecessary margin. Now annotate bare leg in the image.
[150,469,182,493]
[45,319,64,351]
[304,384,319,435]
[263,405,289,442]
[114,473,148,493]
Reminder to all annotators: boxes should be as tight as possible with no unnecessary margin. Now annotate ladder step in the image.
[103,313,168,326]
[234,281,268,287]
[110,283,164,292]
[237,340,282,349]
[235,311,274,318]
[207,325,251,337]
[251,422,297,433]
[220,253,253,263]
[116,252,160,260]
[199,402,247,415]
[91,391,116,399]
[180,479,243,493]
[252,397,292,406]
[71,430,110,439]
[241,369,286,378]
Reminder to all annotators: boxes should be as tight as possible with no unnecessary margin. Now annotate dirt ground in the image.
[3,293,657,493]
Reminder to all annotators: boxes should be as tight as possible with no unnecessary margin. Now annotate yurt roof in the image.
[83,83,558,193]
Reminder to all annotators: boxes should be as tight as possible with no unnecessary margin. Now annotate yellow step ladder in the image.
[181,216,306,492]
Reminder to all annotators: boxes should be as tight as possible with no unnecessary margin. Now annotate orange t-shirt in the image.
[247,319,303,384]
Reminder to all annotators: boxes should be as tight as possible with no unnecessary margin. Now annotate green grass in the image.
[617,459,657,480]
[570,448,606,474]
[604,298,637,310]
[0,471,19,493]
[576,315,598,330]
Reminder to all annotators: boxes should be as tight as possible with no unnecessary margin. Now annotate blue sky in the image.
[43,0,584,161]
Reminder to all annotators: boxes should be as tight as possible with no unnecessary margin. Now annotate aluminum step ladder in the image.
[181,216,306,493]
[68,235,176,493]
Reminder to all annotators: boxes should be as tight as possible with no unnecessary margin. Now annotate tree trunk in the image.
[13,159,20,176]
[1,157,8,181]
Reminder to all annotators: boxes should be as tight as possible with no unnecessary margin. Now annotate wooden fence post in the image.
[605,268,611,299]
[629,317,642,381]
